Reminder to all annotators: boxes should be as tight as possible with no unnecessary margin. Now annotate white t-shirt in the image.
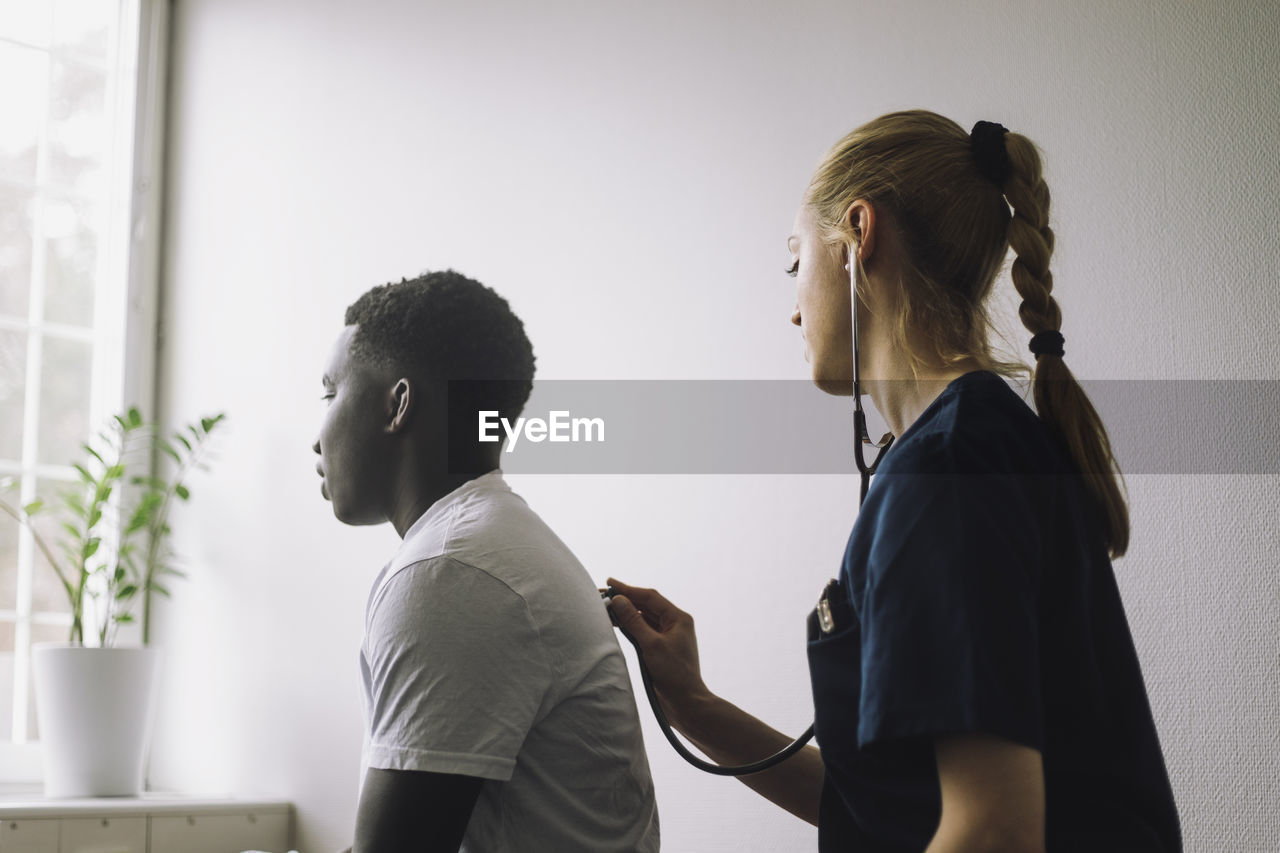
[359,470,659,852]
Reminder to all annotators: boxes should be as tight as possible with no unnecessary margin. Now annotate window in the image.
[0,0,166,780]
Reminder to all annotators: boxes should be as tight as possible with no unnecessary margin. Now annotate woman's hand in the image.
[604,578,711,728]
[605,577,826,825]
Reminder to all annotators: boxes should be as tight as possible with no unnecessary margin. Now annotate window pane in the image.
[0,183,35,318]
[36,334,92,466]
[0,619,13,739]
[43,197,96,327]
[0,2,52,47]
[0,42,47,183]
[30,475,76,614]
[47,56,105,196]
[0,509,16,611]
[28,619,68,740]
[53,0,113,63]
[0,329,26,458]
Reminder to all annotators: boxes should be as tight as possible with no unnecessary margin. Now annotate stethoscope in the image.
[607,252,895,776]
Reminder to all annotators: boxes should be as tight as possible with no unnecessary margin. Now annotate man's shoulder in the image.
[377,495,579,600]
[367,474,595,638]
[439,483,582,576]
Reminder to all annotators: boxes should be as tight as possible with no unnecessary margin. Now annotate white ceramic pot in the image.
[32,644,160,798]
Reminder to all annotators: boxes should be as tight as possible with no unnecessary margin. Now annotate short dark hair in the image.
[344,270,535,423]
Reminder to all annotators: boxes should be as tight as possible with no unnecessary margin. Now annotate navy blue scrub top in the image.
[807,371,1181,851]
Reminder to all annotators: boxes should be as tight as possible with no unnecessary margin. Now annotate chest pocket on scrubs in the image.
[806,578,863,762]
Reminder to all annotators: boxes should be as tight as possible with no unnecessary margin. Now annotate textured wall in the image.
[152,0,1279,850]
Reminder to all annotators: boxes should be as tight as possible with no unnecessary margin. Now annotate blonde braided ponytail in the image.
[1002,132,1130,557]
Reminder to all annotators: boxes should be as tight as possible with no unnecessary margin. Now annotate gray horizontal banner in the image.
[451,379,1280,475]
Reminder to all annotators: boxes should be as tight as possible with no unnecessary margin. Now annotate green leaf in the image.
[175,484,190,501]
[159,441,181,464]
[127,407,143,428]
[124,509,149,534]
[0,476,16,492]
[174,432,192,452]
[114,612,135,624]
[72,463,94,485]
[116,584,138,600]
[82,443,106,467]
[195,413,224,434]
[106,464,126,481]
[149,582,171,598]
[114,566,126,584]
[60,521,81,540]
[22,499,44,515]
[88,508,102,529]
[82,538,101,559]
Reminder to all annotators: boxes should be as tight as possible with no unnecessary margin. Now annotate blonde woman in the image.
[608,111,1181,852]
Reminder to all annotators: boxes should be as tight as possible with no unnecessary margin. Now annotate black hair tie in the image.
[1029,330,1065,359]
[970,120,1012,187]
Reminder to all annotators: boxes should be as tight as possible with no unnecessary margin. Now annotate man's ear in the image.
[843,199,877,263]
[386,378,412,433]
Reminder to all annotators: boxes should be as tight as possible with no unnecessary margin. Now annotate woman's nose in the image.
[790,307,801,327]
[312,437,321,454]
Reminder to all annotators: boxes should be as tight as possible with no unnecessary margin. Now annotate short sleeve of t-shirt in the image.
[856,432,1045,752]
[363,556,552,781]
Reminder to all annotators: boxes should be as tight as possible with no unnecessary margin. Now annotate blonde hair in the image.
[806,109,1130,557]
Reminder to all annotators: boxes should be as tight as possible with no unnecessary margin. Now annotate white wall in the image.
[149,1,1280,851]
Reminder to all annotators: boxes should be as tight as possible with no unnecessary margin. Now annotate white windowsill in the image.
[0,793,292,818]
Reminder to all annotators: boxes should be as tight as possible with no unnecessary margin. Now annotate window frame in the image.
[0,0,169,785]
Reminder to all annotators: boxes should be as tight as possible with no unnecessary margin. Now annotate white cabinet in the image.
[1,818,60,853]
[59,817,147,853]
[0,798,291,853]
[150,812,290,853]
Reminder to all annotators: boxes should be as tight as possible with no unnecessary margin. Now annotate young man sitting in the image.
[313,270,659,853]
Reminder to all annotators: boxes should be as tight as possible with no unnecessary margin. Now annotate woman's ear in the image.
[843,199,877,263]
[387,378,412,433]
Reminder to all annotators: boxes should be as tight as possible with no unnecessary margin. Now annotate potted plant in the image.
[0,407,225,797]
